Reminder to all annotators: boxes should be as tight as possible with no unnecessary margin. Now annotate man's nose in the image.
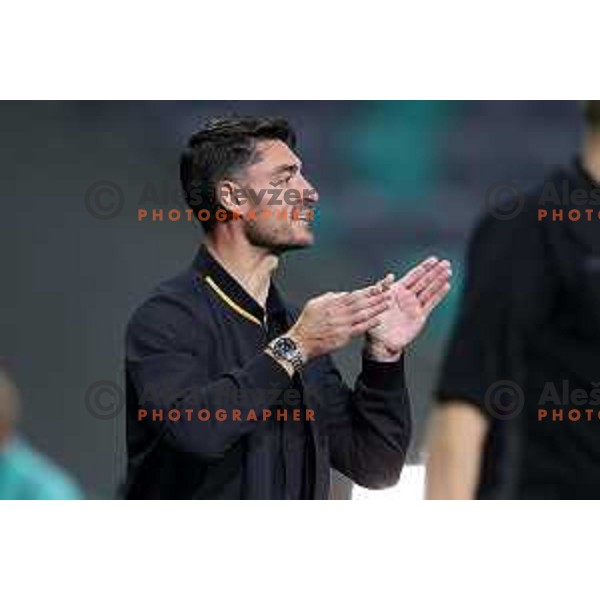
[301,178,319,205]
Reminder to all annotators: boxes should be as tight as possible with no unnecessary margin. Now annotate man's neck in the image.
[582,130,600,185]
[204,236,279,308]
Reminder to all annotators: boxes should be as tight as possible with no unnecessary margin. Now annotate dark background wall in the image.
[0,101,582,498]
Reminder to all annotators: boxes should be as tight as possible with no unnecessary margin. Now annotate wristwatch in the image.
[268,336,305,371]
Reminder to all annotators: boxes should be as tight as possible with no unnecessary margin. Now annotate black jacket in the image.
[124,245,411,499]
[437,159,600,499]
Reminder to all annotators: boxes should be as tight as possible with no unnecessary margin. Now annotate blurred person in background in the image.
[0,365,83,500]
[425,101,600,499]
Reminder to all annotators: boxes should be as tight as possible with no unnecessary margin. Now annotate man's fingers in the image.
[351,314,385,335]
[422,282,451,313]
[343,288,392,313]
[350,300,390,326]
[349,290,393,315]
[343,284,382,305]
[418,276,448,307]
[409,260,451,296]
[417,267,452,305]
[343,273,396,305]
[380,273,395,291]
[317,291,347,302]
[398,257,439,289]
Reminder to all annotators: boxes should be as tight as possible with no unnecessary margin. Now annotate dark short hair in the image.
[180,116,297,232]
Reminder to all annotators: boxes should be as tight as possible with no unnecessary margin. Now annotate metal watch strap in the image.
[269,336,304,371]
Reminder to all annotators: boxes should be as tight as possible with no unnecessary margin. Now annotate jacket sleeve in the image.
[318,353,412,489]
[125,296,294,459]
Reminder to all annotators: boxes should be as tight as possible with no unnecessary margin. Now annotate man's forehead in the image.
[251,139,300,170]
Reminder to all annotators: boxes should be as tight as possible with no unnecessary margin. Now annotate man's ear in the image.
[217,179,246,214]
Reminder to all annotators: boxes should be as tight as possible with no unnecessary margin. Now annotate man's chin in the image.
[267,233,315,254]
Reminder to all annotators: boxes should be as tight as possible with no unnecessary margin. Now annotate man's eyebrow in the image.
[270,163,301,176]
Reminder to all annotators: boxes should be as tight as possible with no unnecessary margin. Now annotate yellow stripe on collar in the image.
[203,275,263,327]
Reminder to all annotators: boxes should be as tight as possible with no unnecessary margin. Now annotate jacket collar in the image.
[192,244,288,327]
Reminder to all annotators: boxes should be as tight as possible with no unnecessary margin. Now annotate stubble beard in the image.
[244,218,313,255]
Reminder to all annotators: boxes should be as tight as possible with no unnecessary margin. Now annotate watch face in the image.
[274,337,296,356]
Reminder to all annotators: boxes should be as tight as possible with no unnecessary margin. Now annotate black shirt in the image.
[437,159,600,499]
[261,298,310,499]
[124,245,411,499]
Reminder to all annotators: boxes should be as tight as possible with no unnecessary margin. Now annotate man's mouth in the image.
[293,209,315,223]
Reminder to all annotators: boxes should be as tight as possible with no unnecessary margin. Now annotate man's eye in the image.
[272,176,292,187]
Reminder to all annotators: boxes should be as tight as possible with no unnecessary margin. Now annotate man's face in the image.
[233,139,319,253]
